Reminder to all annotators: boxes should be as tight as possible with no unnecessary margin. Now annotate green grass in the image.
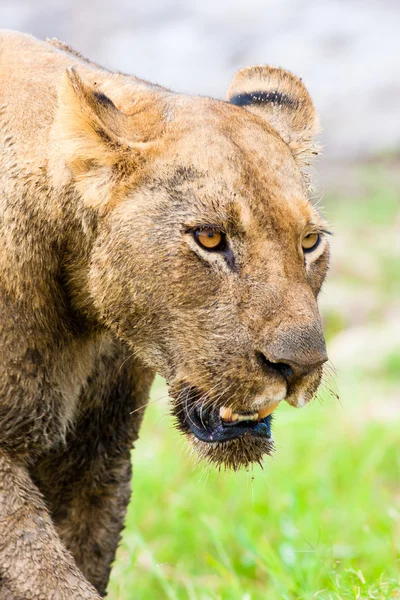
[108,168,400,599]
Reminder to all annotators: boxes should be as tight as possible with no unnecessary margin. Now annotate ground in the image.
[107,166,400,600]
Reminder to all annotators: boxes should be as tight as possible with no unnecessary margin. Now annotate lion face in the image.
[54,64,329,469]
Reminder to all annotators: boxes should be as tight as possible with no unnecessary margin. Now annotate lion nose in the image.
[255,323,328,385]
[256,351,327,385]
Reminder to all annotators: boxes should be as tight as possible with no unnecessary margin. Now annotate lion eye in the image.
[194,228,225,251]
[302,232,320,253]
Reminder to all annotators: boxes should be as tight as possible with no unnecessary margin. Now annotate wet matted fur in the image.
[0,31,329,598]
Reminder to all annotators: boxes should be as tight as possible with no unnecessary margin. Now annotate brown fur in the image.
[0,31,329,597]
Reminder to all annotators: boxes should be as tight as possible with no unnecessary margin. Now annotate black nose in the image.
[255,351,326,385]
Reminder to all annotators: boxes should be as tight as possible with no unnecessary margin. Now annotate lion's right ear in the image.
[52,68,155,211]
[228,66,319,167]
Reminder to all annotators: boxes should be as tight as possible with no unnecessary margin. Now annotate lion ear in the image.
[52,68,154,211]
[227,66,319,166]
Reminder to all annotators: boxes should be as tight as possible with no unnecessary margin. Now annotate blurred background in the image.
[2,0,400,161]
[3,1,399,598]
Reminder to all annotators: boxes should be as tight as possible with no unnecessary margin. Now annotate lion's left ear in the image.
[228,66,319,166]
[51,67,161,212]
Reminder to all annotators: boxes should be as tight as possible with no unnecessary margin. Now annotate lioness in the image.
[0,30,329,598]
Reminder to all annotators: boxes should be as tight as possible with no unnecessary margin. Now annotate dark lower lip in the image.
[177,389,273,443]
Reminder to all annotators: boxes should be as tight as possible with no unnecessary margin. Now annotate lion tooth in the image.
[219,406,233,421]
[232,413,259,422]
[220,407,272,423]
[258,402,280,419]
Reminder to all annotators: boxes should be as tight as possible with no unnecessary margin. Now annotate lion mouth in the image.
[177,389,274,443]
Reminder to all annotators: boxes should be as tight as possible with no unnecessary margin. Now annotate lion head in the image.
[53,63,329,469]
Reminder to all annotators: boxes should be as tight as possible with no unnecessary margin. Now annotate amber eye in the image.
[194,228,225,251]
[302,232,320,253]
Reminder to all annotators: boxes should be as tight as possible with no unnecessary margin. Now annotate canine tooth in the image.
[258,402,280,419]
[220,408,263,423]
[233,413,259,422]
[219,406,233,421]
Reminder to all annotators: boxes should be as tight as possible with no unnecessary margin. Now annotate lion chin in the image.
[170,371,324,470]
[189,434,275,471]
[171,390,276,470]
